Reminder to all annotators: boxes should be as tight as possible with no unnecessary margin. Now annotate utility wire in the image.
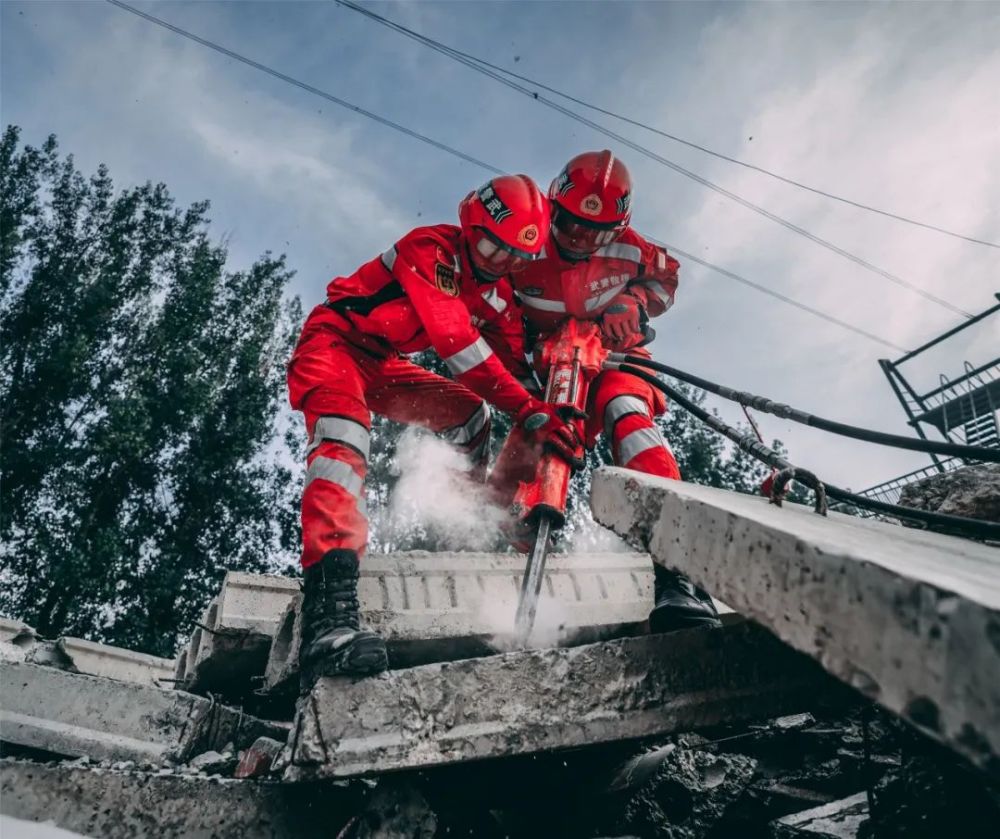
[334,3,996,249]
[106,0,910,353]
[337,0,975,320]
[651,239,908,352]
[104,0,502,175]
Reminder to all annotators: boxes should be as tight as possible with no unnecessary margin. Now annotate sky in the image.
[3,0,999,492]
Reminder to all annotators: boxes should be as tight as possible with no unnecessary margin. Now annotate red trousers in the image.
[490,364,680,498]
[288,328,491,567]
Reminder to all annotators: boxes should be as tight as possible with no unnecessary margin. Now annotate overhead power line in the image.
[104,0,502,175]
[337,0,975,320]
[333,4,996,250]
[652,240,908,352]
[105,0,910,353]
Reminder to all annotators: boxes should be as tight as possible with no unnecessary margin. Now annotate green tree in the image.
[0,127,301,655]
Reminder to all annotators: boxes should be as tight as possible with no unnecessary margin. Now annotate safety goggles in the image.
[472,227,538,275]
[551,205,626,256]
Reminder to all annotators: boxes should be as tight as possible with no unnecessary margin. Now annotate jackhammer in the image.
[504,318,646,644]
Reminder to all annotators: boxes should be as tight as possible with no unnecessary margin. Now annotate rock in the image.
[773,713,816,732]
[898,463,1000,524]
[234,737,283,779]
[188,750,236,776]
[619,748,757,838]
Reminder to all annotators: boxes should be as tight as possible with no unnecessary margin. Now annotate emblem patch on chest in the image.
[435,262,459,296]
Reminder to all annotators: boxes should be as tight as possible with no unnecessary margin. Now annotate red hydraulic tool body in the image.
[508,319,609,643]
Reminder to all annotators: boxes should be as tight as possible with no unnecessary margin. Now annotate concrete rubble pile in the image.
[4,468,999,837]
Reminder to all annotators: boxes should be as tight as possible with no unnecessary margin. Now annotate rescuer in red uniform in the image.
[492,151,722,632]
[288,175,582,687]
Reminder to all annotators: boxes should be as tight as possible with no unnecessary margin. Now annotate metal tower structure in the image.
[857,293,1000,507]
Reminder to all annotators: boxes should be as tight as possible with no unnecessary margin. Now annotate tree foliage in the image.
[0,127,301,655]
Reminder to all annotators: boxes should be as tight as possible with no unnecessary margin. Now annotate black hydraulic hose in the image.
[612,362,1000,542]
[613,354,1000,464]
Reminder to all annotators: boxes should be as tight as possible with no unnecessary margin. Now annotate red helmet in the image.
[459,174,549,278]
[549,150,632,257]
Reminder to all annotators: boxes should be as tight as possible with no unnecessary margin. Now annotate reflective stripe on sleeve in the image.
[518,295,567,313]
[584,282,629,312]
[604,395,649,435]
[380,247,397,272]
[637,280,673,308]
[304,456,364,496]
[443,336,494,375]
[617,426,667,465]
[308,416,371,458]
[595,243,642,263]
[441,402,490,446]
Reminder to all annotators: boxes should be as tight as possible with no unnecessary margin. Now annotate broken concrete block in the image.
[264,552,665,694]
[53,637,175,688]
[0,661,284,764]
[590,467,1000,779]
[0,757,356,838]
[771,792,868,838]
[0,618,39,647]
[282,622,827,780]
[177,595,275,702]
[234,736,284,779]
[899,463,1000,524]
[216,571,301,635]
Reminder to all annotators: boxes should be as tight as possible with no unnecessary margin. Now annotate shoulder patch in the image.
[435,262,459,296]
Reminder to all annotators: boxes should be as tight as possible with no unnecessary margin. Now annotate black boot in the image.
[648,565,722,633]
[299,550,388,692]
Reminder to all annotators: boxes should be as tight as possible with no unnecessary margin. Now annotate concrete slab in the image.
[281,621,827,780]
[0,661,285,763]
[0,758,354,839]
[54,637,175,688]
[771,792,869,838]
[264,552,662,693]
[590,467,1000,778]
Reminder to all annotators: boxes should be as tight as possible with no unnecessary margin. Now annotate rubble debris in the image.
[861,751,1000,839]
[898,463,1000,524]
[187,749,236,776]
[591,467,1000,779]
[352,778,437,839]
[0,661,285,764]
[283,622,828,780]
[0,757,360,838]
[234,736,284,779]
[619,748,757,838]
[772,792,868,838]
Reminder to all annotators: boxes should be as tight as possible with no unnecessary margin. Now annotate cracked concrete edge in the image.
[280,622,828,780]
[0,758,353,839]
[590,467,1000,779]
[1,661,285,764]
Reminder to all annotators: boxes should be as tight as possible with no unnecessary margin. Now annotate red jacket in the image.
[512,227,679,334]
[297,224,534,414]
